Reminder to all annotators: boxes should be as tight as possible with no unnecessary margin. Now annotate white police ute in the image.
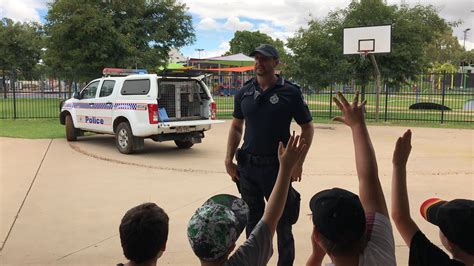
[60,68,223,154]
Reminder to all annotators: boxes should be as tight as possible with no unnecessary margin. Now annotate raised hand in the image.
[393,129,412,168]
[332,91,366,127]
[278,131,306,171]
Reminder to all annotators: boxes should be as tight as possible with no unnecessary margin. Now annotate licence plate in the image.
[176,126,190,133]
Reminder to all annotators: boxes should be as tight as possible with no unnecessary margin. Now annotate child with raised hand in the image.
[188,132,306,266]
[306,91,396,266]
[391,129,474,266]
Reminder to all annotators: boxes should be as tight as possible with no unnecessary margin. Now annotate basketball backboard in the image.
[343,25,392,55]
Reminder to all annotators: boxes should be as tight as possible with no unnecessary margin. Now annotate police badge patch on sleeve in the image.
[270,93,279,104]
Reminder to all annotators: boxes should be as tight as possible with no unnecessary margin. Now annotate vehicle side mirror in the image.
[73,92,81,99]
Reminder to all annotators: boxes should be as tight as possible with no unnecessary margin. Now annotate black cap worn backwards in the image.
[249,44,279,59]
[420,198,474,255]
[310,188,366,243]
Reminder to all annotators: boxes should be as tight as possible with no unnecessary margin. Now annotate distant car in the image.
[60,68,223,154]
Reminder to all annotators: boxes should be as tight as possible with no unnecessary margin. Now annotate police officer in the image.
[225,44,314,266]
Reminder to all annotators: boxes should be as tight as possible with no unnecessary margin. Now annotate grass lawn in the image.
[0,119,65,139]
[0,97,62,119]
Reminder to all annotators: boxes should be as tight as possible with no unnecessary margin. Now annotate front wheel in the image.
[65,115,77,141]
[174,140,194,149]
[115,122,144,154]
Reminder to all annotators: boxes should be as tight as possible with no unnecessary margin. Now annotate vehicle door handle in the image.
[106,102,112,105]
[89,103,94,106]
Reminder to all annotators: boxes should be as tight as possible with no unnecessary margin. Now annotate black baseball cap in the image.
[249,44,279,59]
[420,198,474,255]
[310,188,366,243]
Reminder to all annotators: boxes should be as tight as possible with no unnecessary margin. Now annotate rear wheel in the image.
[174,140,194,149]
[115,122,144,154]
[65,115,77,141]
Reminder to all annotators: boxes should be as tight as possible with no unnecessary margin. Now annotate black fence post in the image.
[329,85,333,119]
[12,72,17,119]
[58,78,62,99]
[2,74,6,99]
[440,72,446,124]
[384,83,388,122]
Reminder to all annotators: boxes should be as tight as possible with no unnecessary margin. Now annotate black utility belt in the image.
[236,148,279,166]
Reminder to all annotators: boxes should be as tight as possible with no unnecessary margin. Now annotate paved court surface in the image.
[1,122,473,265]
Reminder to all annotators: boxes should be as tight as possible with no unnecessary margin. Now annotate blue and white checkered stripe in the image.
[114,103,138,110]
[69,102,146,110]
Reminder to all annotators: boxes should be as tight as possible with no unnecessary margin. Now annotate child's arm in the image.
[333,91,388,216]
[262,132,306,236]
[391,129,420,245]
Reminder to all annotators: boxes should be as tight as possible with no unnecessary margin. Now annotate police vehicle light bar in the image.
[103,68,148,76]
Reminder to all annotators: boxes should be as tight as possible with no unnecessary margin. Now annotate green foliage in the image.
[106,0,195,71]
[429,62,458,73]
[460,50,474,65]
[226,30,287,59]
[0,18,44,79]
[0,119,65,139]
[286,0,458,89]
[286,17,351,88]
[44,0,125,81]
[44,0,195,81]
[425,30,464,65]
[227,30,273,55]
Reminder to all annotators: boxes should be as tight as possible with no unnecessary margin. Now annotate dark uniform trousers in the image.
[236,149,301,266]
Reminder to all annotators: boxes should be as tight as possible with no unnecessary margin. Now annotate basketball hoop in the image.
[359,50,370,61]
[343,25,392,123]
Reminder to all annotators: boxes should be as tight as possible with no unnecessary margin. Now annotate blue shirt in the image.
[233,76,312,156]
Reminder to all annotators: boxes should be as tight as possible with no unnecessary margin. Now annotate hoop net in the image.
[359,50,371,60]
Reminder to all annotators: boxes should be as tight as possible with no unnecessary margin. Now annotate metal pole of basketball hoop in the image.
[360,51,382,122]
[368,53,382,122]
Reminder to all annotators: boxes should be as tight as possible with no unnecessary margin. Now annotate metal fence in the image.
[1,73,473,124]
[0,79,83,119]
[208,72,474,124]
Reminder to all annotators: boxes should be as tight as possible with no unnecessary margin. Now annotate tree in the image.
[286,15,351,89]
[429,62,458,73]
[459,50,474,67]
[0,18,44,79]
[44,0,195,82]
[45,0,131,81]
[226,30,287,58]
[285,0,457,89]
[106,0,195,70]
[341,1,454,85]
[425,30,464,65]
[227,30,273,55]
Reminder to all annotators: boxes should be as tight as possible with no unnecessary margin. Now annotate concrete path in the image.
[1,122,472,265]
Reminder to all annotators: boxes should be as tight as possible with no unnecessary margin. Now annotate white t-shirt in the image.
[325,212,396,266]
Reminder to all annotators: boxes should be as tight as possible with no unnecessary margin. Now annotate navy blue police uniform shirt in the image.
[233,76,312,156]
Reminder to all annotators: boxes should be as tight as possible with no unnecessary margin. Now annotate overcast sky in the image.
[1,0,473,58]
